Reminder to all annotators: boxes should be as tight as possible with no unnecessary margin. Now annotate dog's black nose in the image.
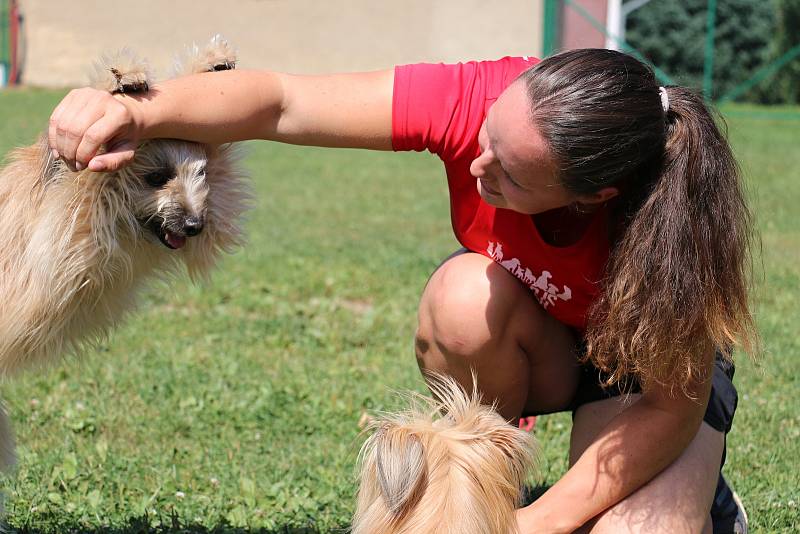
[184,216,204,236]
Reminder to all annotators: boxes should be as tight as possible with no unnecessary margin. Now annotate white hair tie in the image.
[659,86,669,113]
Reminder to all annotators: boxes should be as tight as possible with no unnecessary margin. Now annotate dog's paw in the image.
[173,34,236,76]
[90,48,153,94]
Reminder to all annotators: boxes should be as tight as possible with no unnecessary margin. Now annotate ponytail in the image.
[585,87,757,392]
[521,50,758,393]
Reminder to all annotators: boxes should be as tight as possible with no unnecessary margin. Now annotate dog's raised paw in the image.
[90,48,153,94]
[173,34,237,76]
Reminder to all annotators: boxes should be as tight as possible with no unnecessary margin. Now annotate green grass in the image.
[0,89,798,532]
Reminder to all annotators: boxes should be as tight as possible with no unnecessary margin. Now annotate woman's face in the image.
[470,81,575,215]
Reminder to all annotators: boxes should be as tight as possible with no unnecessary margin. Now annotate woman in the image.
[48,48,755,533]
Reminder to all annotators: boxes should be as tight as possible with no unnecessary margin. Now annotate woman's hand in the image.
[48,87,141,172]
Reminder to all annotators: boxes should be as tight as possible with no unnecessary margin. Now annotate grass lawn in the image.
[0,88,797,533]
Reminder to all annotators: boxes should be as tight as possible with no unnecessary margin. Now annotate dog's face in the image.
[120,139,210,250]
[75,38,249,276]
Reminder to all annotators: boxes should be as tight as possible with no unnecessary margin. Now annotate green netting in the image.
[703,0,718,98]
[544,0,800,119]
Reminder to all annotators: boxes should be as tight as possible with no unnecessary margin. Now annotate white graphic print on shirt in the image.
[487,241,572,309]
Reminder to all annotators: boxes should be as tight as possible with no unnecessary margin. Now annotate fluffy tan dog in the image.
[353,375,538,534]
[0,36,251,473]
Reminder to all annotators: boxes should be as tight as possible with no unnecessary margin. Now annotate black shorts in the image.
[524,353,742,531]
[522,349,738,473]
[562,353,742,531]
[567,352,738,436]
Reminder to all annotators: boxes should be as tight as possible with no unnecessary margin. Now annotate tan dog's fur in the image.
[0,36,251,474]
[353,375,538,534]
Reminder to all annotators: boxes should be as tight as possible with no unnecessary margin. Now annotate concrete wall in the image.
[559,0,607,50]
[18,0,544,88]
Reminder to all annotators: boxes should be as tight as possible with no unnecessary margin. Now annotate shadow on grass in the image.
[7,486,553,533]
[5,514,351,534]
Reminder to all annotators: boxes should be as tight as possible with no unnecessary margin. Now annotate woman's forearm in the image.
[128,69,286,145]
[130,68,394,149]
[49,67,394,172]
[518,377,712,533]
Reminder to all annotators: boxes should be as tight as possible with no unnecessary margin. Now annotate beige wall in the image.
[19,1,544,88]
[560,0,607,50]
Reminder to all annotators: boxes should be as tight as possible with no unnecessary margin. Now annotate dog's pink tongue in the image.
[165,233,186,249]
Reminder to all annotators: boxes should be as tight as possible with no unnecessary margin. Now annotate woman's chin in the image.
[477,183,505,207]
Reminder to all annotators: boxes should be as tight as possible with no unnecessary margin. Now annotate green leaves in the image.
[626,0,781,102]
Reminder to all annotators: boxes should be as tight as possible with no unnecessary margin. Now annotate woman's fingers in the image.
[47,89,78,158]
[57,103,98,171]
[49,88,94,166]
[48,88,137,171]
[87,139,137,172]
[75,108,134,170]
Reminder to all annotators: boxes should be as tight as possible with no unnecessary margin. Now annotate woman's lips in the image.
[479,179,500,196]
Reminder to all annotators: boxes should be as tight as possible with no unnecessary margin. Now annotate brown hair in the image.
[520,49,758,393]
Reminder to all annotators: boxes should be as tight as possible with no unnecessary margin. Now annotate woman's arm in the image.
[48,68,394,172]
[517,353,715,533]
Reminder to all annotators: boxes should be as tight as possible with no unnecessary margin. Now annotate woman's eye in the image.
[500,166,519,187]
[144,171,170,187]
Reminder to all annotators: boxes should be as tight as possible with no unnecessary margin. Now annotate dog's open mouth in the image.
[143,218,187,250]
[160,230,187,250]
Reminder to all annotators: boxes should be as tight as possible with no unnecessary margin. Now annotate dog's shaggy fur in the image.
[353,376,538,534]
[0,36,251,474]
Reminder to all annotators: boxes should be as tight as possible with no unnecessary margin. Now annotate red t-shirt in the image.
[392,57,610,330]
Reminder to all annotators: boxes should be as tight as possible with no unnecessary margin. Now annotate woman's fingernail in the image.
[75,162,85,171]
[51,149,60,159]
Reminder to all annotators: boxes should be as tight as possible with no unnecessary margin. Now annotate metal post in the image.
[605,0,622,50]
[703,0,718,99]
[608,0,655,52]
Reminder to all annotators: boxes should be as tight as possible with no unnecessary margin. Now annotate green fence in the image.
[542,0,800,112]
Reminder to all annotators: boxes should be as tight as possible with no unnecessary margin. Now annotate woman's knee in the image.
[415,252,530,366]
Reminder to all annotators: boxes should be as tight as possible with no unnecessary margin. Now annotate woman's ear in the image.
[580,186,619,205]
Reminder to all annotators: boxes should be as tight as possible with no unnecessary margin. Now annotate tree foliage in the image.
[763,0,800,104]
[625,0,797,103]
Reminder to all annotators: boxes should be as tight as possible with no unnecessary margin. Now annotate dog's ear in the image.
[90,48,152,95]
[173,34,236,77]
[487,424,539,500]
[373,424,428,518]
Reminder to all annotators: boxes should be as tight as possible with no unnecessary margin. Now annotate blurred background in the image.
[0,0,798,106]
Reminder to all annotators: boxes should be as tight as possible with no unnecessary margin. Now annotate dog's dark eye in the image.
[144,171,171,187]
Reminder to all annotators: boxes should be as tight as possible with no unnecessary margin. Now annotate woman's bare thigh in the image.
[571,396,724,533]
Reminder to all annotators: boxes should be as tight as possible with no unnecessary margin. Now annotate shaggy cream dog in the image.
[0,35,251,473]
[353,375,538,534]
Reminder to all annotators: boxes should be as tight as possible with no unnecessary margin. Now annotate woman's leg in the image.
[414,251,580,420]
[570,395,724,534]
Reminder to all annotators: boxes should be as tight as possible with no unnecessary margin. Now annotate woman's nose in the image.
[470,149,493,179]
